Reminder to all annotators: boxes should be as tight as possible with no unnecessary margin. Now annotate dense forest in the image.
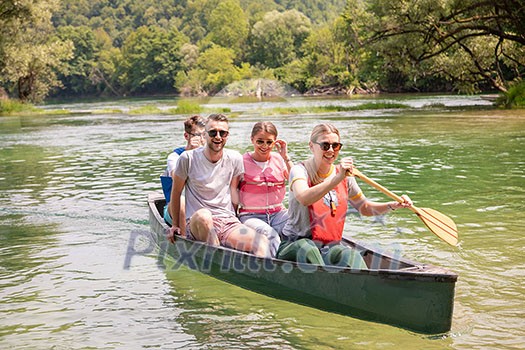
[0,0,523,104]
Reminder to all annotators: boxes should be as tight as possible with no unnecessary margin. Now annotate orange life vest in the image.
[239,153,286,214]
[308,171,348,244]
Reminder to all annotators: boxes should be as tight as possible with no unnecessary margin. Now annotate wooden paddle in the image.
[351,168,459,246]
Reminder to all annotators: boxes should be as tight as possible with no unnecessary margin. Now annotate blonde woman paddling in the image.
[278,123,413,268]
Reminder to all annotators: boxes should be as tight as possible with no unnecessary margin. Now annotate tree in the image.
[207,0,249,59]
[276,0,347,24]
[55,25,99,95]
[179,0,221,43]
[118,26,188,94]
[177,45,242,95]
[0,0,73,102]
[347,0,525,93]
[250,10,312,68]
[297,18,365,93]
[86,28,123,97]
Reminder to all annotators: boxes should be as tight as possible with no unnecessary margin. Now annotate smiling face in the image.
[184,125,206,147]
[204,119,229,154]
[251,131,276,161]
[310,132,341,169]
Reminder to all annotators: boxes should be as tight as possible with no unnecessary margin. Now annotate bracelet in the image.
[387,203,396,211]
[284,158,291,162]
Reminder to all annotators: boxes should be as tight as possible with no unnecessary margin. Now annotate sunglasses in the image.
[189,132,204,137]
[207,129,229,138]
[255,139,275,146]
[314,142,343,151]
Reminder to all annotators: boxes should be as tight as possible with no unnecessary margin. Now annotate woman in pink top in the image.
[238,122,293,257]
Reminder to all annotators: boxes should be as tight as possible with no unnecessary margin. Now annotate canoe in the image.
[147,192,457,334]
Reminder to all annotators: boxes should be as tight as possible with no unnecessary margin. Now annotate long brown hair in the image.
[304,123,340,185]
[251,121,278,138]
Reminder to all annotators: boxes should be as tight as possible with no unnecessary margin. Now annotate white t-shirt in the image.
[166,146,186,175]
[174,147,244,220]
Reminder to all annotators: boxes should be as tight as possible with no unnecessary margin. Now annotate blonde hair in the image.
[304,123,340,186]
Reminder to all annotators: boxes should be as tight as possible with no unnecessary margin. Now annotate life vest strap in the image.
[239,203,285,212]
[243,181,285,187]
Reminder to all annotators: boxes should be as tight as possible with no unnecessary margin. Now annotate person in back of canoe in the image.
[278,123,413,268]
[237,122,293,257]
[161,115,206,226]
[165,115,206,177]
[167,113,271,258]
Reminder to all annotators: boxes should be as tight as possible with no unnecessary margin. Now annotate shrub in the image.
[176,100,202,114]
[496,81,525,108]
[0,99,38,114]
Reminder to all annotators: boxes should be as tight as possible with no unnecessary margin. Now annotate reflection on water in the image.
[0,96,523,349]
[163,265,454,350]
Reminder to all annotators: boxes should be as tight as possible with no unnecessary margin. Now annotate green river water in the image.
[0,95,523,349]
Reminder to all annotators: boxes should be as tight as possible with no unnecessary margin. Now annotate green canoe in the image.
[148,192,457,334]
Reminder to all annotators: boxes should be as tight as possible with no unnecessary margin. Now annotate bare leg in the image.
[178,199,186,235]
[241,218,281,257]
[225,225,270,258]
[189,209,219,246]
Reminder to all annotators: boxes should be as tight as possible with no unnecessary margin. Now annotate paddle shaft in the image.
[351,168,418,213]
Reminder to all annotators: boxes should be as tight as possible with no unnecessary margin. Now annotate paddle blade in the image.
[415,207,458,246]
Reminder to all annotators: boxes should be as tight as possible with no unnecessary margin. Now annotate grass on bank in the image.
[0,99,40,115]
[1,99,411,116]
[8,92,523,117]
[129,100,230,115]
[267,102,410,115]
[0,99,73,115]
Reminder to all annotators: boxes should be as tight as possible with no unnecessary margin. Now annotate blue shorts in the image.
[163,205,173,225]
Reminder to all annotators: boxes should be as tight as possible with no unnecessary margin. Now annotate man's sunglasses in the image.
[255,139,275,146]
[189,132,204,137]
[314,142,343,151]
[207,129,229,138]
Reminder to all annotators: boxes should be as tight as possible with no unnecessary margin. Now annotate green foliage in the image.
[0,0,74,103]
[55,25,99,95]
[496,81,525,108]
[91,108,123,114]
[350,0,525,93]
[3,0,522,100]
[209,107,232,113]
[267,102,410,114]
[119,26,188,94]
[128,105,162,115]
[207,0,249,59]
[175,100,203,114]
[181,45,243,95]
[297,19,362,92]
[250,10,311,68]
[0,99,38,115]
[353,102,409,110]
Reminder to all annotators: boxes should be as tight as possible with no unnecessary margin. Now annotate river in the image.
[1,94,523,349]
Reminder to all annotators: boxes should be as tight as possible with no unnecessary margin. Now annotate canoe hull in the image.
[148,192,457,334]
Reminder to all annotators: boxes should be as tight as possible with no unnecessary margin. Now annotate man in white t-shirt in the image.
[167,114,270,258]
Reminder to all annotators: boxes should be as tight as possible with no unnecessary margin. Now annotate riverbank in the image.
[6,87,525,117]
